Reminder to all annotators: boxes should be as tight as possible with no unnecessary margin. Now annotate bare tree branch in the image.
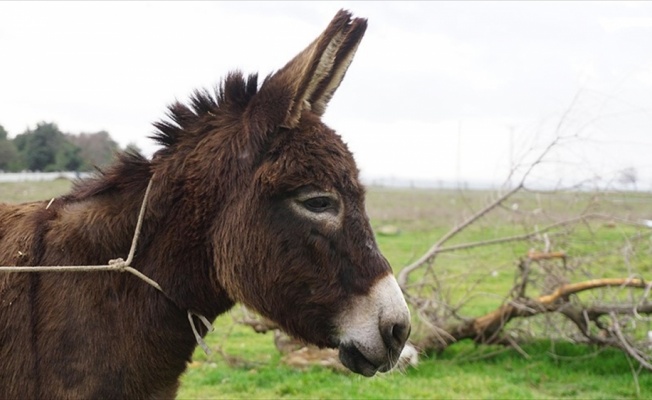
[398,183,523,288]
[417,277,649,353]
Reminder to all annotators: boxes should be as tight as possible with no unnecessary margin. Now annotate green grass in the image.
[2,180,651,399]
[179,326,650,399]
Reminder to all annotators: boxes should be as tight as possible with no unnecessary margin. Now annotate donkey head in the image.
[201,10,410,376]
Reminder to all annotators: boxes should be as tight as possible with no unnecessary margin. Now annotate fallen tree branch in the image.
[418,277,648,352]
[233,308,279,333]
[611,315,652,370]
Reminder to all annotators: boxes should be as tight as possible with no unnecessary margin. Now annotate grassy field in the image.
[1,180,651,398]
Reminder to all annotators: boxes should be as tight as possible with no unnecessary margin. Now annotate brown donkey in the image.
[0,10,410,399]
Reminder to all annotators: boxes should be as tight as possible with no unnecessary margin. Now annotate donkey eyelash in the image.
[302,196,336,213]
[293,191,340,214]
[294,191,339,203]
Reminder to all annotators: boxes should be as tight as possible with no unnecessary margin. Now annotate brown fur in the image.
[0,11,394,399]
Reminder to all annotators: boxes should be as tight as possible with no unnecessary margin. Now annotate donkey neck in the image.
[65,168,234,318]
[143,170,235,313]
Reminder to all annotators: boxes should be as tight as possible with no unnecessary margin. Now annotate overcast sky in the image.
[2,1,652,189]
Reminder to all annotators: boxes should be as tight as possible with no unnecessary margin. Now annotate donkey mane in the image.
[68,152,151,200]
[71,72,260,201]
[151,72,259,149]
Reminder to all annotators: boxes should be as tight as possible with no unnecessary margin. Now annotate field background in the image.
[1,180,650,399]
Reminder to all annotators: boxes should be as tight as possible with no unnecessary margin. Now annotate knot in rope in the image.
[109,258,127,271]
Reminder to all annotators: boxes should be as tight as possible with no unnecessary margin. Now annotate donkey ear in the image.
[247,10,367,131]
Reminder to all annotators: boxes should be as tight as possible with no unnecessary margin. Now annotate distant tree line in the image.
[0,122,137,172]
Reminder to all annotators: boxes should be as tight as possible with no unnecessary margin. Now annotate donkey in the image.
[0,10,410,399]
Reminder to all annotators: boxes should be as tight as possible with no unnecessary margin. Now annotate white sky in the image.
[1,1,652,189]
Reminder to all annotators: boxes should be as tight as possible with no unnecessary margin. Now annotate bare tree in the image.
[398,94,652,376]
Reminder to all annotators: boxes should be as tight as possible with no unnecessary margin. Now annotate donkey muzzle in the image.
[335,273,411,376]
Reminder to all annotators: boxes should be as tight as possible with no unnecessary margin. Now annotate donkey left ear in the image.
[246,10,367,131]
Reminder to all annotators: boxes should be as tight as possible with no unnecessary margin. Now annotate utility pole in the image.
[456,120,462,189]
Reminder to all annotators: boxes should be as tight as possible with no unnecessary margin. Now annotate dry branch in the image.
[418,277,649,352]
[398,184,523,288]
[233,307,280,333]
[399,212,648,290]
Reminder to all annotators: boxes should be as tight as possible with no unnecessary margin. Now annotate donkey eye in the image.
[302,196,334,213]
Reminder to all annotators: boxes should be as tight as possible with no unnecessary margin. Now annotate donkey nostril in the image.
[392,323,410,345]
[382,321,411,351]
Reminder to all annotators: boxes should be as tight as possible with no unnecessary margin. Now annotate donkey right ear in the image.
[245,10,367,134]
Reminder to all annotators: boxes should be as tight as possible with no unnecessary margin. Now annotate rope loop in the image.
[188,311,215,355]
